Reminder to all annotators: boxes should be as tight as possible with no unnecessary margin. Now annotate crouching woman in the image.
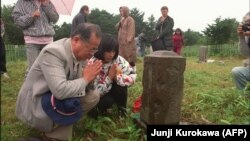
[88,34,137,117]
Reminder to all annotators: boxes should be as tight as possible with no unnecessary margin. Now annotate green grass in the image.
[182,57,250,124]
[1,57,250,141]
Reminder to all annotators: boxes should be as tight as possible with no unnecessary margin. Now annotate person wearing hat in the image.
[117,6,137,71]
[16,23,102,141]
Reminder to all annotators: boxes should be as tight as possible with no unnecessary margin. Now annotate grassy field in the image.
[1,57,250,141]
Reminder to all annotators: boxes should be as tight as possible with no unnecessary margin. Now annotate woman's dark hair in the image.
[94,34,119,61]
[174,28,182,35]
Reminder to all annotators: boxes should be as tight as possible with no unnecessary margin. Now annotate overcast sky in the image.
[1,0,250,32]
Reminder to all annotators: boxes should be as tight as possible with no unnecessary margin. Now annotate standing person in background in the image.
[118,6,123,16]
[115,7,123,31]
[173,28,184,55]
[231,12,250,91]
[12,0,59,75]
[138,31,146,57]
[117,6,137,71]
[155,6,174,51]
[135,36,141,56]
[71,5,90,36]
[0,18,9,79]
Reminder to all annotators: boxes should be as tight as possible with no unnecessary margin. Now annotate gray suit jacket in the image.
[16,38,88,132]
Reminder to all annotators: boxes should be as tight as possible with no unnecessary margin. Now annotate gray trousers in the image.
[26,44,46,75]
[231,66,250,90]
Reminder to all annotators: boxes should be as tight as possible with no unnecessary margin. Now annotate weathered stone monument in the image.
[140,51,186,125]
[199,46,208,63]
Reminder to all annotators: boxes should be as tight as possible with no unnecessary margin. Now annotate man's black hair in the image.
[71,23,102,43]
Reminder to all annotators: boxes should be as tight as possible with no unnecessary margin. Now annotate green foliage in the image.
[53,22,71,40]
[182,57,250,124]
[130,8,147,36]
[88,8,120,36]
[87,7,156,46]
[244,82,250,97]
[145,14,157,45]
[88,8,149,38]
[184,29,206,46]
[71,109,144,141]
[1,4,24,44]
[203,17,239,45]
[115,124,142,141]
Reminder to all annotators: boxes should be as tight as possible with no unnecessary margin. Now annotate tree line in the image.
[2,4,239,46]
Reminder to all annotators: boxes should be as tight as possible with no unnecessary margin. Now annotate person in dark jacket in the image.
[155,6,174,51]
[71,5,90,36]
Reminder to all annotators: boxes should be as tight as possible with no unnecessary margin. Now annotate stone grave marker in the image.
[140,51,186,125]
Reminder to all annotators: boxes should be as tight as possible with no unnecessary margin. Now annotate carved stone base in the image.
[140,51,186,125]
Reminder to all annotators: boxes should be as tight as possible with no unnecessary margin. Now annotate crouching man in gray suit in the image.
[16,23,103,141]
